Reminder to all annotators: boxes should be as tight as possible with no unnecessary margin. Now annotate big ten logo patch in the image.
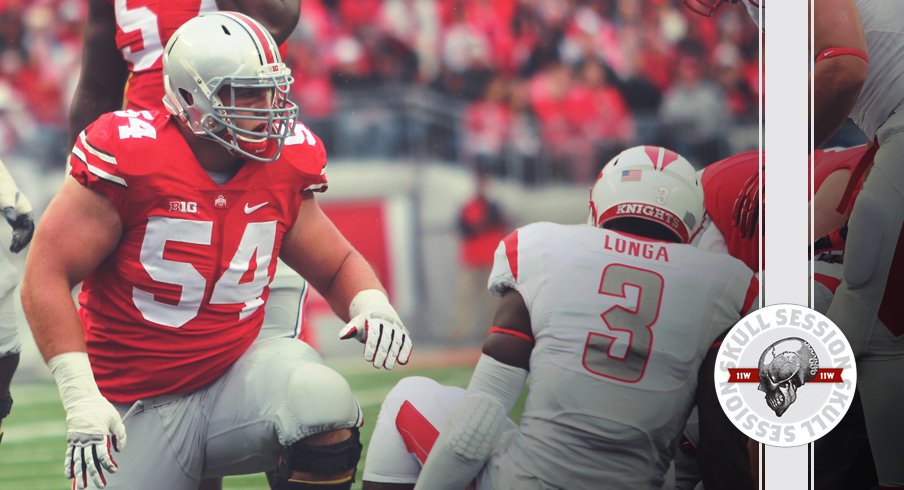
[714,304,856,447]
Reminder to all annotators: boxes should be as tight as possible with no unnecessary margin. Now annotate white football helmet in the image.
[588,146,704,244]
[162,12,297,162]
[683,0,760,17]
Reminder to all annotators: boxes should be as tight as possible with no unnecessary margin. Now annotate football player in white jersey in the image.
[813,2,904,488]
[361,146,758,490]
[0,157,33,444]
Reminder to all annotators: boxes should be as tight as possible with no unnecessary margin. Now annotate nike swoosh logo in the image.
[244,202,269,214]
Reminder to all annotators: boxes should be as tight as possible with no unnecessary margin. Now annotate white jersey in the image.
[485,223,756,489]
[849,0,904,138]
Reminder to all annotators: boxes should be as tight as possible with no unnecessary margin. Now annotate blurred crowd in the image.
[0,0,761,183]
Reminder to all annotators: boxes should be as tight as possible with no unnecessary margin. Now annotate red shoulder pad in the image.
[278,122,329,193]
[70,110,175,194]
[70,112,127,192]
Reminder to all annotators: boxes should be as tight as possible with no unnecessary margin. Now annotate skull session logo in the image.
[714,304,857,447]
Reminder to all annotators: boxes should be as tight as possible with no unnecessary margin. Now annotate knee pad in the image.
[443,392,507,462]
[276,362,361,444]
[844,192,898,289]
[268,427,363,490]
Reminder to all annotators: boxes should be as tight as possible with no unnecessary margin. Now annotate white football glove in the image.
[49,353,127,489]
[339,289,412,369]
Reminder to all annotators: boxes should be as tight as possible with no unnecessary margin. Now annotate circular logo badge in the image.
[714,304,857,447]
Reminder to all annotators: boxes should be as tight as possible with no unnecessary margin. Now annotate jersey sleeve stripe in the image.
[86,163,128,188]
[71,147,128,188]
[502,230,519,282]
[79,132,118,165]
[303,183,328,192]
[488,326,535,344]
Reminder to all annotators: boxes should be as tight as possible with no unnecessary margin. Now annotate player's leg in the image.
[78,392,208,489]
[362,376,470,489]
[0,274,22,444]
[857,325,904,488]
[827,122,904,356]
[192,262,310,490]
[202,338,363,489]
[814,392,877,490]
[811,259,879,489]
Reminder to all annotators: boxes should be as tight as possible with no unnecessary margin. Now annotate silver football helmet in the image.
[162,11,297,162]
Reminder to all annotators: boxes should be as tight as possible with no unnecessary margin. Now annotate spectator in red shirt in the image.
[452,171,509,343]
[567,58,634,181]
[462,76,512,176]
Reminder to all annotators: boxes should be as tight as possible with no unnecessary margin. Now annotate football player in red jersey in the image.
[22,13,410,490]
[69,4,306,486]
[0,158,34,445]
[695,144,870,271]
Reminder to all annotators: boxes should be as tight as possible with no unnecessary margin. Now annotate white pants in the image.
[363,376,519,488]
[82,339,361,489]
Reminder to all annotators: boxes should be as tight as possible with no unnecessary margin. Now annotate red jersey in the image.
[110,0,290,111]
[700,145,868,271]
[700,150,759,271]
[69,109,327,403]
[111,0,219,111]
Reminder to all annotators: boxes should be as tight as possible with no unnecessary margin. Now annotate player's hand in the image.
[732,170,760,240]
[339,289,412,369]
[63,394,126,489]
[3,206,34,253]
[49,353,127,489]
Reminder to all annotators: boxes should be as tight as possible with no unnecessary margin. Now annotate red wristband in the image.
[815,47,868,63]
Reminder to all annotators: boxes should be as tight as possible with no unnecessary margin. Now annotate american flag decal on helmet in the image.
[621,169,641,182]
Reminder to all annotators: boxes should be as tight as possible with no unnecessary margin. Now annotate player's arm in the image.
[20,178,127,488]
[812,0,868,148]
[414,289,532,490]
[281,193,412,369]
[68,0,129,148]
[215,0,300,44]
[281,193,387,322]
[696,332,756,490]
[21,178,122,360]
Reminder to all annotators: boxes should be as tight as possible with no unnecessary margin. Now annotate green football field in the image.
[0,363,479,490]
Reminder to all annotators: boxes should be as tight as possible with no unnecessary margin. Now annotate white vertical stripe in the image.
[764,0,811,488]
[86,163,128,188]
[79,132,118,165]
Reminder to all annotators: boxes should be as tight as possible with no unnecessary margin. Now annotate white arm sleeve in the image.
[413,355,526,489]
[466,354,528,414]
[413,391,508,490]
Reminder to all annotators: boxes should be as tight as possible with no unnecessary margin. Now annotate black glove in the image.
[3,206,34,253]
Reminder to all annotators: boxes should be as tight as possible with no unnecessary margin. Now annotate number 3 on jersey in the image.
[582,264,664,383]
[133,217,276,328]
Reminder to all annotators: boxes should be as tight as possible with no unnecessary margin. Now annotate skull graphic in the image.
[757,337,819,417]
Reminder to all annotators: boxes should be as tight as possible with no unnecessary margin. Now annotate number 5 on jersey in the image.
[133,217,276,328]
